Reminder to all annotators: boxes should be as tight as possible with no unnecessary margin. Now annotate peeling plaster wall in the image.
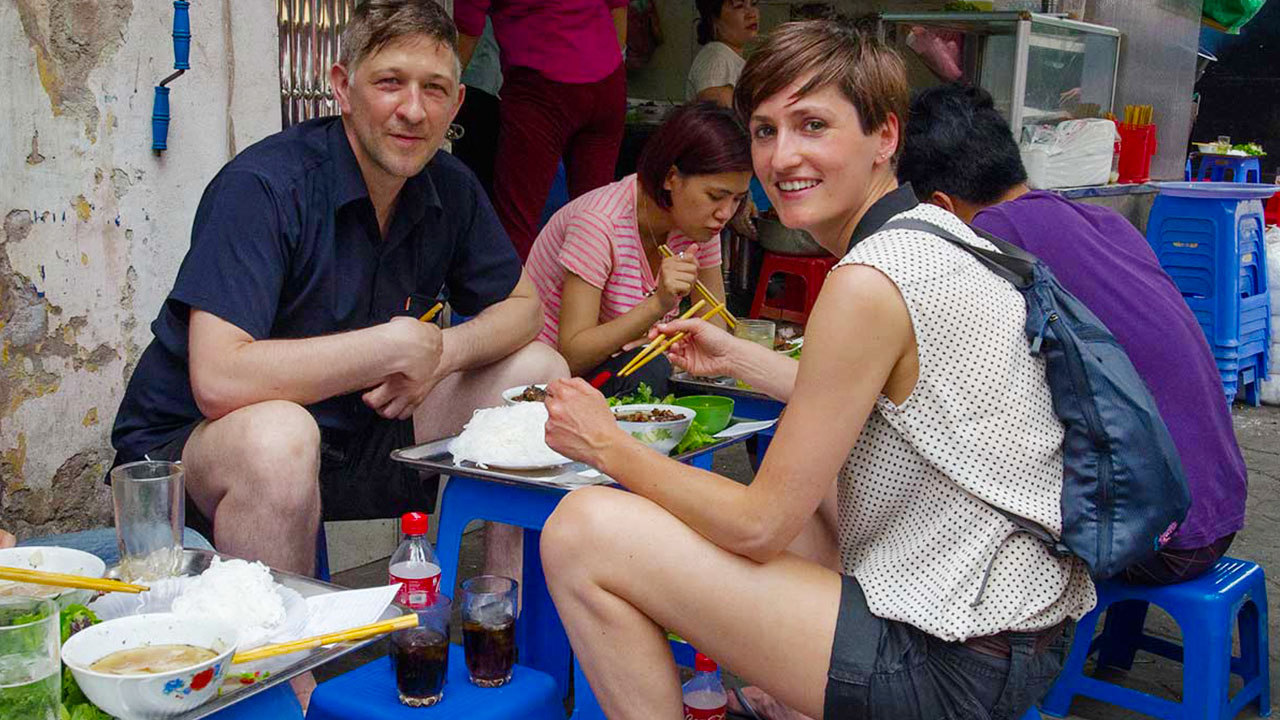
[0,0,280,538]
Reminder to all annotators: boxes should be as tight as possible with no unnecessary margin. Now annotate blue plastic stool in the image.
[1195,154,1262,183]
[209,684,303,719]
[435,476,573,698]
[1041,557,1270,720]
[305,645,562,720]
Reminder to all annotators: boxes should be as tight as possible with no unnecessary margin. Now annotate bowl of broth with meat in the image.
[61,612,237,718]
[612,404,696,455]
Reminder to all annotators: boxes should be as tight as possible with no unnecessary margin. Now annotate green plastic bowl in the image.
[673,395,735,434]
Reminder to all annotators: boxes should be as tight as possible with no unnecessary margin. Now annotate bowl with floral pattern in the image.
[61,612,237,719]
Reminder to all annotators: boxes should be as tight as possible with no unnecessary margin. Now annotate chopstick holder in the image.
[619,301,727,378]
[232,613,419,664]
[618,298,707,378]
[0,566,149,594]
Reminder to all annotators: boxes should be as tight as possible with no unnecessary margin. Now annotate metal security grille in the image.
[278,0,356,127]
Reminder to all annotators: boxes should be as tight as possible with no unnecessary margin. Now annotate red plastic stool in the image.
[1266,189,1278,227]
[749,252,838,325]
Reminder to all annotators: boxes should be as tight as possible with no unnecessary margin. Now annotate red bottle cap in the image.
[400,511,429,536]
[694,652,717,673]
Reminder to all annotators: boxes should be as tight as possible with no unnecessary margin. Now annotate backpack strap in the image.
[875,215,1071,578]
[879,217,1037,290]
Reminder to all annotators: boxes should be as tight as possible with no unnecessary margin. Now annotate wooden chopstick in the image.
[232,613,419,664]
[418,302,444,323]
[619,301,727,378]
[0,566,149,594]
[618,299,707,378]
[658,245,737,329]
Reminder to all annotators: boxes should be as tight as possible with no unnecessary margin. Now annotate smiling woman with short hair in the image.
[538,20,1095,720]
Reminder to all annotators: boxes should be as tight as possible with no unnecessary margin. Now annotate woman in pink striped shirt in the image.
[527,103,752,396]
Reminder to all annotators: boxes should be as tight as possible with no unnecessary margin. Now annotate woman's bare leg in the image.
[541,486,842,720]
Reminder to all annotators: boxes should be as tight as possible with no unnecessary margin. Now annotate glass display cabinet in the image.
[878,12,1121,138]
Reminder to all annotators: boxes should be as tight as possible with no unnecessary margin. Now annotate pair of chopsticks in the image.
[1122,105,1154,127]
[618,300,726,379]
[232,613,419,664]
[0,566,149,594]
[658,245,737,330]
[615,299,707,379]
[589,298,711,388]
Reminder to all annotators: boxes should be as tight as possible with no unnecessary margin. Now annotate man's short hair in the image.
[733,20,909,161]
[898,84,1028,205]
[339,0,459,74]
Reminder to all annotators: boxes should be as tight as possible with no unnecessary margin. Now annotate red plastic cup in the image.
[1117,124,1158,184]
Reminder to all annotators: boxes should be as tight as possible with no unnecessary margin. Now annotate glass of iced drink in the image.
[734,318,776,350]
[111,460,184,582]
[390,596,451,707]
[0,597,60,720]
[460,575,518,687]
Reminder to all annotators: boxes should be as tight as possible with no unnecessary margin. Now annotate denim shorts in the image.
[824,574,1070,720]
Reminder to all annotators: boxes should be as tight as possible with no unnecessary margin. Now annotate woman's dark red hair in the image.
[637,102,752,209]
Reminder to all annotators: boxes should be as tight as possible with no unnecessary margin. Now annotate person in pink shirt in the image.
[527,103,752,397]
[455,0,630,260]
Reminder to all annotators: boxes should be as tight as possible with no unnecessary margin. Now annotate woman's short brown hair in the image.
[734,21,909,160]
[637,102,752,209]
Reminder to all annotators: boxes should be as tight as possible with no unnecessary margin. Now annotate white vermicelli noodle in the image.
[449,403,570,468]
[171,557,286,649]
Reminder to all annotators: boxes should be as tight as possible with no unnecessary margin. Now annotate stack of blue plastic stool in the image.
[306,645,563,719]
[1195,153,1263,184]
[1146,182,1276,404]
[1040,557,1270,720]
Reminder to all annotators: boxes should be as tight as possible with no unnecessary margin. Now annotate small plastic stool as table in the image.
[431,433,755,705]
[305,645,562,720]
[1041,557,1270,720]
[1195,154,1263,183]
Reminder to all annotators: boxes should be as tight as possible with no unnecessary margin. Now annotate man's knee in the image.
[506,341,569,384]
[218,401,321,511]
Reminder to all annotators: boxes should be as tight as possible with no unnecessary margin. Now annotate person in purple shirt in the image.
[897,84,1246,584]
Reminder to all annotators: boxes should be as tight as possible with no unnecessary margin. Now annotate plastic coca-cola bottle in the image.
[388,512,442,609]
[682,652,728,720]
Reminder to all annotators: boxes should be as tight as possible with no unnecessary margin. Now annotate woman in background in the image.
[687,0,760,106]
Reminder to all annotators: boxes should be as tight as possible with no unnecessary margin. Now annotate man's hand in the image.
[0,529,16,549]
[363,317,446,419]
[655,247,699,312]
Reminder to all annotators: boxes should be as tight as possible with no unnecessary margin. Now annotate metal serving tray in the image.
[390,421,762,492]
[106,548,404,720]
[671,372,780,403]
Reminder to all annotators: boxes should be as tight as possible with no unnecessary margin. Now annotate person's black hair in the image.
[696,0,727,45]
[897,84,1028,205]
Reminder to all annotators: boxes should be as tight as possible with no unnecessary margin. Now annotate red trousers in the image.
[493,63,626,259]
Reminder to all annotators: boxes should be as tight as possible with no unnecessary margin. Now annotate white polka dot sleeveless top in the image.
[834,203,1096,642]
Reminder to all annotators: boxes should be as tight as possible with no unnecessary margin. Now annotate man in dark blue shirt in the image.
[111,1,566,580]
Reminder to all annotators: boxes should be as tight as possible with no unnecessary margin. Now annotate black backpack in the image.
[882,217,1191,580]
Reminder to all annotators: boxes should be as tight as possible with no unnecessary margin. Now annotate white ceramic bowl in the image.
[613,404,696,455]
[62,612,238,719]
[501,383,548,406]
[0,546,107,608]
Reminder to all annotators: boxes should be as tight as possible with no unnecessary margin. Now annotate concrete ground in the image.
[325,404,1280,719]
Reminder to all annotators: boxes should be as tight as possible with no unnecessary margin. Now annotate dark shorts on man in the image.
[1122,532,1236,585]
[588,345,672,400]
[138,419,439,539]
[824,574,1070,720]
